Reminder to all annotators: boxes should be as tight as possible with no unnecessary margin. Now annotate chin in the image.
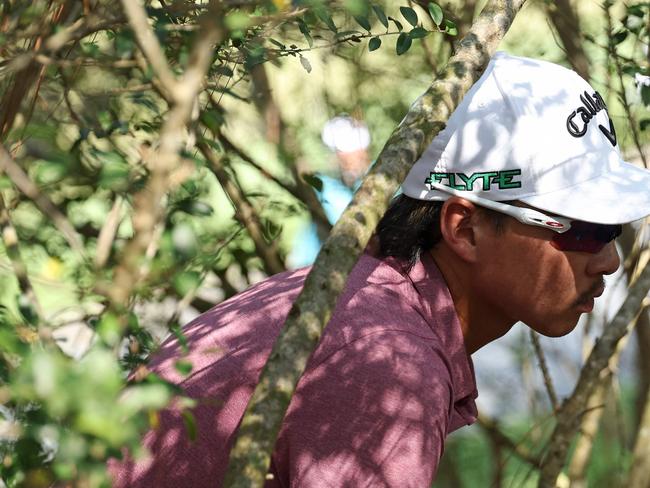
[529,316,580,338]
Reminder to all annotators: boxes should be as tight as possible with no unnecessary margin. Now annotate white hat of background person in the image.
[321,116,371,153]
[401,51,650,225]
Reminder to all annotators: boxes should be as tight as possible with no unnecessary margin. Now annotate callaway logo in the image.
[566,91,617,147]
[425,169,522,191]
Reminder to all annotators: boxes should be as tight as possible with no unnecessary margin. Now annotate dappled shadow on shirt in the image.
[110,253,477,488]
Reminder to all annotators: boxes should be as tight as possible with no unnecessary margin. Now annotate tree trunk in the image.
[544,0,590,81]
[224,0,529,485]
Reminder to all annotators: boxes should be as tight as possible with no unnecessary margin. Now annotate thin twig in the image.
[2,11,127,76]
[604,0,648,168]
[538,261,650,487]
[0,192,43,322]
[95,196,124,269]
[0,144,85,256]
[119,0,177,94]
[529,330,559,411]
[197,141,285,275]
[32,54,139,69]
[478,413,542,469]
[108,0,224,312]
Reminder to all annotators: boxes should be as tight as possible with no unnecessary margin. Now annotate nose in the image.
[586,240,620,276]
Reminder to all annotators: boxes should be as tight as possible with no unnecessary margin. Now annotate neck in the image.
[429,245,515,354]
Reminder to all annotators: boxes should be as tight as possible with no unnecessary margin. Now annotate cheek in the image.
[477,239,581,324]
[514,257,585,336]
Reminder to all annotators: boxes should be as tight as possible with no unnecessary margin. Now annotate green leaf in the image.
[269,38,285,49]
[81,41,100,57]
[199,137,223,154]
[200,109,225,133]
[181,410,197,441]
[214,65,234,77]
[428,2,443,25]
[388,16,403,32]
[170,323,190,355]
[409,26,429,39]
[225,11,250,31]
[297,19,314,47]
[263,219,282,242]
[174,360,193,376]
[443,18,458,36]
[344,0,369,16]
[302,173,323,192]
[400,6,418,27]
[177,200,213,216]
[641,85,650,106]
[627,4,646,17]
[354,15,372,31]
[612,29,628,45]
[172,271,201,296]
[97,313,121,347]
[639,119,650,131]
[34,159,68,185]
[316,9,338,32]
[372,5,389,28]
[99,151,130,191]
[368,36,382,51]
[396,32,412,55]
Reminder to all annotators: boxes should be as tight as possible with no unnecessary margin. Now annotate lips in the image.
[591,284,606,299]
[575,280,606,313]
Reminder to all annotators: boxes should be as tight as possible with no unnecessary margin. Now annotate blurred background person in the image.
[288,115,371,267]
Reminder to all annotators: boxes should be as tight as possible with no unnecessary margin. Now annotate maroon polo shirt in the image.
[110,252,477,487]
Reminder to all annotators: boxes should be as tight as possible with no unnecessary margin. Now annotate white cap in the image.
[321,116,371,153]
[401,52,650,225]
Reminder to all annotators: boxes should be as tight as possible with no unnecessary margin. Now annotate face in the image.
[471,213,621,337]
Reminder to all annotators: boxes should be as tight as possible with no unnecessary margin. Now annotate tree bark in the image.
[544,0,590,81]
[224,0,529,485]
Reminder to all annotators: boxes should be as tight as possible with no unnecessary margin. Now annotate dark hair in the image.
[377,194,508,269]
[376,194,444,269]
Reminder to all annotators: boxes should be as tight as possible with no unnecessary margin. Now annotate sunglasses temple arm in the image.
[426,183,572,233]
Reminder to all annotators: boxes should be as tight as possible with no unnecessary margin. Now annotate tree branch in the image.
[197,141,285,276]
[119,0,177,94]
[94,196,124,269]
[537,261,650,487]
[604,0,648,168]
[544,0,590,81]
[0,145,85,256]
[108,1,224,312]
[478,413,542,469]
[530,330,559,411]
[225,0,529,484]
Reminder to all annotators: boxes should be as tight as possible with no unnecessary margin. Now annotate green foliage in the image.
[0,0,647,486]
[396,31,413,55]
[428,2,444,26]
[400,6,419,27]
[0,1,459,484]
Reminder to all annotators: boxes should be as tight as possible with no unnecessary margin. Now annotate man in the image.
[289,115,371,267]
[111,52,650,487]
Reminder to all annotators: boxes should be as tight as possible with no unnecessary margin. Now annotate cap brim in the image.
[519,159,650,225]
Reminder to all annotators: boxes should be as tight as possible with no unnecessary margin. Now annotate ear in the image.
[439,197,480,263]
